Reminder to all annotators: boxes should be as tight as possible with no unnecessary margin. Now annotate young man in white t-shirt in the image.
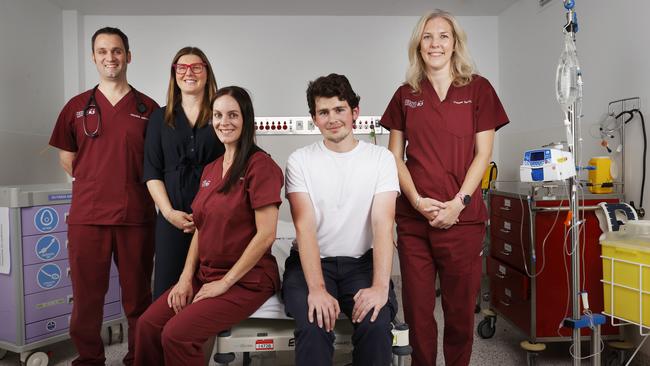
[283,73,400,366]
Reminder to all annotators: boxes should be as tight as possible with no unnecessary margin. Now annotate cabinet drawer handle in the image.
[496,272,506,279]
[499,206,512,211]
[499,228,511,234]
[499,299,511,307]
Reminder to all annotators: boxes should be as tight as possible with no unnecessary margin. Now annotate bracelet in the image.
[415,195,421,209]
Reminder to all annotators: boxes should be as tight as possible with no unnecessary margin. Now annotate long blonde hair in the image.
[405,10,476,93]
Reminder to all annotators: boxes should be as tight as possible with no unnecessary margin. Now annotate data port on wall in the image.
[307,120,315,130]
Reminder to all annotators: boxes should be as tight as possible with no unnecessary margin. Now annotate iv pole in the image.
[560,2,603,365]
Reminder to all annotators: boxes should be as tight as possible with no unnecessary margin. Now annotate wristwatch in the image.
[456,193,471,207]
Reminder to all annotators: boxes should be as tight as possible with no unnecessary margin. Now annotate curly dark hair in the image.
[306,73,360,116]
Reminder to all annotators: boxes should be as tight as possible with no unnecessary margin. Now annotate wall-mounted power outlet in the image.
[254,116,385,135]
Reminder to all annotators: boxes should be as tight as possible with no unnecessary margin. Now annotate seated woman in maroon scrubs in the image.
[134,86,284,366]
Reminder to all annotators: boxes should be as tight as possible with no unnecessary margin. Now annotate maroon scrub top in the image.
[381,75,509,224]
[49,88,159,225]
[191,150,283,291]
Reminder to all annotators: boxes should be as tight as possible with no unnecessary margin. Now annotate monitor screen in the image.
[530,151,545,161]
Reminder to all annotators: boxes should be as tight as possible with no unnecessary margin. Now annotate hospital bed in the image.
[210,221,412,365]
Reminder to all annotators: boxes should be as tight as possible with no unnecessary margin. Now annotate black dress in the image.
[143,105,224,299]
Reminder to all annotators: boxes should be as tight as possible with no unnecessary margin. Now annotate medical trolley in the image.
[479,182,622,360]
[0,184,124,365]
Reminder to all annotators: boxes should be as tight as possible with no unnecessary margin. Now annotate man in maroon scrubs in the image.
[49,27,158,366]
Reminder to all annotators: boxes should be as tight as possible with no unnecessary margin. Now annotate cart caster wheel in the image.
[0,348,7,360]
[214,352,235,365]
[107,323,125,345]
[607,341,633,366]
[605,351,623,366]
[477,317,496,339]
[477,309,497,339]
[117,323,124,343]
[520,341,545,366]
[25,351,49,366]
[243,352,252,366]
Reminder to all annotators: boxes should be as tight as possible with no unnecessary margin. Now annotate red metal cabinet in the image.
[488,189,619,341]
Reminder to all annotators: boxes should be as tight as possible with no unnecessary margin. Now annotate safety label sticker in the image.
[37,263,62,289]
[46,320,57,332]
[255,339,274,351]
[35,235,61,261]
[34,207,59,233]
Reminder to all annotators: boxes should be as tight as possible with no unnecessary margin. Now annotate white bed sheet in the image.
[248,220,295,320]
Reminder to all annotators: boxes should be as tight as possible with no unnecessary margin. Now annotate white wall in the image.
[0,0,64,185]
[498,0,650,208]
[499,0,650,358]
[75,15,500,220]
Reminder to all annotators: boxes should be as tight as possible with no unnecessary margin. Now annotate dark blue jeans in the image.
[282,249,398,366]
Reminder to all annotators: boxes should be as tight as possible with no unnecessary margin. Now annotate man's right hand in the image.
[417,197,447,221]
[163,209,195,233]
[307,288,340,332]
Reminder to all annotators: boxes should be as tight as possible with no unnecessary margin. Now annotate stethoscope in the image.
[82,84,148,138]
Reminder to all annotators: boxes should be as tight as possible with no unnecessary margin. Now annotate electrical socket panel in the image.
[254,116,386,135]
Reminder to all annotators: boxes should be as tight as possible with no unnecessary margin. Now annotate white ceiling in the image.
[47,0,520,16]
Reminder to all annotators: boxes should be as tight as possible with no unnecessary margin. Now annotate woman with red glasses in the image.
[144,46,224,299]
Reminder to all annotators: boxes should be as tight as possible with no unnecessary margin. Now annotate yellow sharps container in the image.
[601,221,650,327]
[588,156,614,194]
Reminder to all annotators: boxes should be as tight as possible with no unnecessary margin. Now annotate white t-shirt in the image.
[285,140,400,258]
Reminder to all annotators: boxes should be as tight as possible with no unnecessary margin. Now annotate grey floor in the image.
[1,276,647,365]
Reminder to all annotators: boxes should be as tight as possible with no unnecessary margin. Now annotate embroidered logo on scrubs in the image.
[451,100,473,104]
[404,99,424,108]
[76,109,95,118]
[201,179,211,188]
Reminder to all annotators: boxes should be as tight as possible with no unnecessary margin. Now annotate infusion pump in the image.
[520,148,576,182]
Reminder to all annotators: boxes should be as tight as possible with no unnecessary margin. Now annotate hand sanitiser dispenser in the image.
[520,148,576,182]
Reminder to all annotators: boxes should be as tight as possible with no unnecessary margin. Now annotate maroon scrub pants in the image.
[134,275,275,366]
[396,217,485,366]
[67,224,154,366]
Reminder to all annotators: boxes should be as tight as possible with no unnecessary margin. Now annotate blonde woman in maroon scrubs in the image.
[134,86,283,366]
[381,10,509,366]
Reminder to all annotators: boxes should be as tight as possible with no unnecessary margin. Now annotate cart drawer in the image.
[22,232,69,265]
[490,279,531,334]
[487,257,529,300]
[23,260,71,295]
[25,302,122,343]
[20,205,70,236]
[491,215,529,246]
[23,261,118,295]
[490,194,527,222]
[24,280,120,324]
[490,236,527,272]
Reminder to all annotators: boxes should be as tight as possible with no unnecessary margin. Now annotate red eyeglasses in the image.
[172,62,207,74]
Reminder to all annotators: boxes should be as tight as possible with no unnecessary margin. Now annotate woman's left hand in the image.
[192,280,230,303]
[429,199,463,229]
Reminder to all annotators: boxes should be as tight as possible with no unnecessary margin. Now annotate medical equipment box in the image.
[0,184,123,363]
[601,221,650,327]
[520,148,576,182]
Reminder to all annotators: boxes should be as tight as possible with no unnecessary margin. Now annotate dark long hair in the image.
[164,46,218,128]
[212,86,261,193]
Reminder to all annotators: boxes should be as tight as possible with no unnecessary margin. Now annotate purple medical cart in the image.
[0,184,124,365]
